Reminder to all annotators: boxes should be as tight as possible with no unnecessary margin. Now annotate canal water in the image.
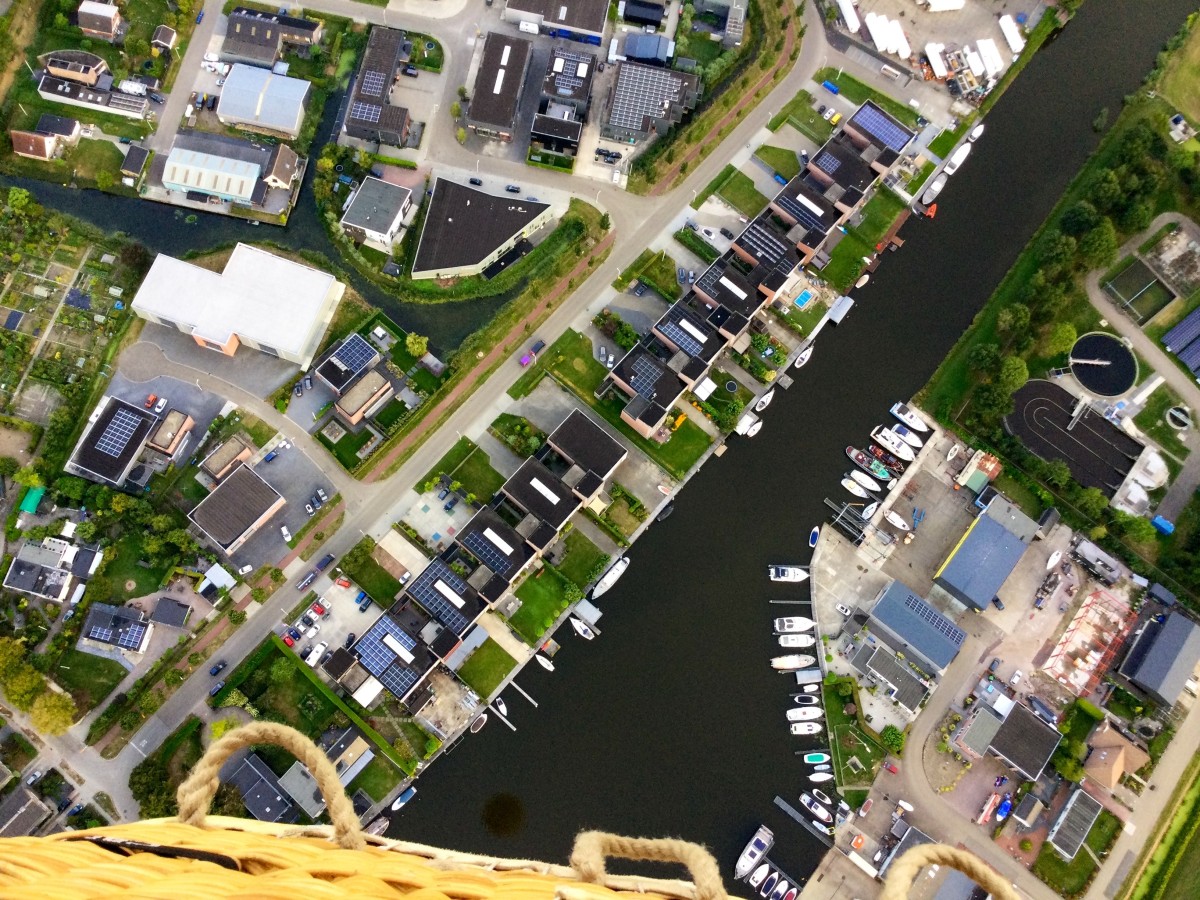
[386,0,1197,885]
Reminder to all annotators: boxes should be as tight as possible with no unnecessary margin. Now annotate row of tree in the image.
[0,637,77,735]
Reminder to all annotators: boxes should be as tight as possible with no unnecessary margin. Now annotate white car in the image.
[237,564,253,576]
[1009,670,1023,687]
[304,623,321,639]
[281,525,292,541]
[153,396,168,413]
[204,52,219,63]
[835,603,853,617]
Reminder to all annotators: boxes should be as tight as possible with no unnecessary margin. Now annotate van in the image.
[880,64,901,81]
[315,553,335,571]
[830,112,842,126]
[297,572,316,590]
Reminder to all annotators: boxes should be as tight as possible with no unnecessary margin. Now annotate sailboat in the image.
[794,346,813,369]
[591,556,630,598]
[570,617,595,640]
[1046,550,1063,571]
[861,501,879,519]
[535,654,554,672]
[946,444,960,462]
[885,510,911,531]
[841,478,871,499]
[754,389,775,412]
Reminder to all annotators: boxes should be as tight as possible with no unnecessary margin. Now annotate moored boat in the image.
[793,686,820,696]
[759,873,779,898]
[366,816,390,836]
[786,707,823,722]
[1046,550,1063,571]
[871,426,916,461]
[891,423,924,448]
[792,668,823,684]
[855,274,870,289]
[768,564,809,583]
[945,142,972,174]
[779,633,816,649]
[591,556,630,598]
[811,764,832,772]
[535,654,554,672]
[782,889,797,900]
[793,693,820,705]
[808,526,819,548]
[391,786,417,811]
[769,880,790,900]
[861,501,880,519]
[470,713,488,733]
[774,616,814,633]
[946,444,960,462]
[790,722,823,735]
[800,793,832,823]
[494,698,507,717]
[841,477,870,499]
[734,826,774,880]
[754,389,775,412]
[794,346,813,369]
[771,654,816,671]
[813,789,833,806]
[849,470,882,493]
[884,510,910,531]
[748,864,771,888]
[920,174,947,206]
[868,444,906,475]
[890,402,930,432]
[802,751,831,764]
[570,617,596,640]
[968,123,985,142]
[846,446,895,485]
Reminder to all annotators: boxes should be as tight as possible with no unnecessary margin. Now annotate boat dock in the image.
[773,795,834,847]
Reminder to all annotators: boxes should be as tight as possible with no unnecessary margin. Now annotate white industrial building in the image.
[162,147,263,205]
[216,64,310,138]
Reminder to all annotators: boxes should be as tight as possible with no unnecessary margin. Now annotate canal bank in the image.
[388,0,1200,890]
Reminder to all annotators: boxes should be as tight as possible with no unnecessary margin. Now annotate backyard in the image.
[346,755,402,802]
[420,436,506,501]
[107,533,172,600]
[1033,809,1122,897]
[820,189,908,292]
[456,638,518,698]
[823,677,885,807]
[556,530,609,589]
[54,649,128,712]
[754,145,801,181]
[318,427,374,469]
[341,545,404,603]
[508,566,575,645]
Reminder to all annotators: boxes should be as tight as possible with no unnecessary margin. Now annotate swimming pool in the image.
[794,289,813,309]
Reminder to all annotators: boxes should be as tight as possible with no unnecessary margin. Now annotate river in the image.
[383,0,1198,886]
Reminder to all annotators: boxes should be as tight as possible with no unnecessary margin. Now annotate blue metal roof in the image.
[870,580,965,670]
[935,516,1028,609]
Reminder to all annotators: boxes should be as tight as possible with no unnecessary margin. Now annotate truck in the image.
[518,20,539,34]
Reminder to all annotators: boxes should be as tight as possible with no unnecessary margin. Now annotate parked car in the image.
[402,65,418,77]
[720,227,735,239]
[830,112,842,126]
[355,591,367,606]
[68,804,84,817]
[262,450,278,464]
[858,798,872,818]
[118,136,133,145]
[281,525,292,541]
[359,598,373,613]
[606,353,615,370]
[817,104,827,116]
[196,11,204,23]
[316,553,335,571]
[505,184,521,193]
[297,572,316,590]
[216,78,225,86]
[209,660,227,676]
[282,634,295,647]
[208,681,224,697]
[989,657,1001,673]
[311,493,323,510]
[344,633,357,649]
[336,576,352,588]
[150,92,165,104]
[531,339,546,355]
[310,602,326,616]
[63,609,75,621]
[835,603,853,617]
[469,177,483,186]
[688,270,696,284]
[293,381,304,396]
[144,393,157,408]
[882,762,899,774]
[287,627,302,642]
[991,596,1005,610]
[677,266,686,283]
[305,503,315,517]
[300,614,315,628]
[25,771,41,786]
[317,488,329,504]
[632,280,647,296]
[1009,670,1023,687]
[320,651,334,666]
[436,485,451,500]
[207,95,218,111]
[444,496,459,512]
[304,623,320,639]
[154,396,168,413]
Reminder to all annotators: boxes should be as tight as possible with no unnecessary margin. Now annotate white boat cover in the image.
[892,21,912,60]
[864,13,888,52]
[977,38,1004,78]
[925,43,949,78]
[835,0,860,32]
[965,47,985,76]
[998,15,1026,53]
[926,0,965,10]
[882,16,900,55]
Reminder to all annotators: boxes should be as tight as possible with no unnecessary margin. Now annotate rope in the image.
[880,843,1020,900]
[570,831,726,900]
[176,721,366,850]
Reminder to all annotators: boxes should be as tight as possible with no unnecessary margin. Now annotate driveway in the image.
[107,370,228,440]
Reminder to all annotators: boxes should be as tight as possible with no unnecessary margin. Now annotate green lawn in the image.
[456,638,518,698]
[346,755,401,802]
[509,567,573,644]
[692,164,736,210]
[343,553,403,603]
[556,530,609,589]
[421,436,475,486]
[592,393,712,479]
[107,533,171,600]
[767,88,815,132]
[1034,810,1122,897]
[929,123,969,159]
[1134,383,1191,460]
[992,471,1046,519]
[674,228,721,264]
[823,678,886,788]
[509,329,608,400]
[717,171,770,218]
[813,68,920,128]
[819,189,908,291]
[54,649,127,712]
[419,436,504,500]
[612,248,681,301]
[755,145,801,180]
[374,398,409,430]
[318,428,374,469]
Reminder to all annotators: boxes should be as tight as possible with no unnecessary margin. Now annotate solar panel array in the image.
[360,69,387,98]
[902,593,966,644]
[738,222,788,265]
[356,615,421,699]
[658,320,703,358]
[333,333,376,375]
[608,65,686,131]
[88,625,112,643]
[462,530,515,577]
[850,104,913,152]
[1163,307,1200,351]
[96,408,144,459]
[1176,338,1200,374]
[814,151,841,175]
[775,195,825,235]
[629,355,664,397]
[408,560,471,634]
[350,101,382,123]
[118,622,147,650]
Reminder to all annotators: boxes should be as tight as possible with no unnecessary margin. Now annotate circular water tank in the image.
[1069,333,1137,397]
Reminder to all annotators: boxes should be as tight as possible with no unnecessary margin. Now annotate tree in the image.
[53,474,87,502]
[1119,201,1153,233]
[4,666,46,711]
[997,356,1028,395]
[968,342,1001,374]
[212,783,245,816]
[599,213,611,231]
[996,303,1030,335]
[1060,200,1100,237]
[0,638,26,680]
[1078,218,1118,269]
[7,187,31,214]
[1076,487,1108,519]
[30,691,77,735]
[1088,169,1123,212]
[405,332,429,357]
[1045,460,1073,489]
[457,85,468,100]
[1036,230,1076,273]
[1113,511,1158,543]
[449,101,461,118]
[129,757,175,817]
[269,657,292,683]
[94,170,114,191]
[0,456,19,478]
[455,127,467,145]
[13,466,43,488]
[1043,322,1077,356]
[880,724,906,754]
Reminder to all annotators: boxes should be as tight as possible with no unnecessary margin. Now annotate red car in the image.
[883,762,899,774]
[144,393,157,408]
[336,577,352,588]
[310,602,326,615]
[282,634,295,647]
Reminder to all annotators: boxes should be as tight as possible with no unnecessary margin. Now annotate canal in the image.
[385,0,1198,887]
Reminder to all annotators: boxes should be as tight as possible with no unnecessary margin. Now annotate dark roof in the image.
[934,515,1028,610]
[547,409,626,482]
[865,648,929,710]
[869,580,965,670]
[412,179,549,274]
[345,26,410,143]
[121,144,149,176]
[623,0,666,25]
[612,345,682,404]
[316,333,381,394]
[734,217,792,265]
[9,131,56,159]
[654,300,725,363]
[1047,789,1103,861]
[405,558,485,636]
[457,507,532,582]
[469,33,531,130]
[1120,612,1200,705]
[506,0,610,35]
[531,113,583,142]
[36,113,78,136]
[808,135,874,203]
[1149,582,1178,606]
[70,545,98,578]
[624,33,671,62]
[151,597,191,627]
[40,49,108,77]
[0,787,52,837]
[324,647,356,680]
[845,101,915,154]
[70,397,156,486]
[695,256,761,317]
[502,459,579,530]
[772,177,840,245]
[188,463,283,549]
[353,612,436,701]
[229,6,320,39]
[542,48,595,103]
[83,602,149,651]
[606,62,700,135]
[342,177,411,232]
[2,544,70,598]
[989,705,1062,780]
[228,754,298,823]
[151,25,177,48]
[224,11,285,50]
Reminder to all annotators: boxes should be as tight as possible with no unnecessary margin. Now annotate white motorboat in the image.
[391,786,417,811]
[768,564,809,583]
[774,616,814,633]
[754,389,776,412]
[890,402,930,432]
[771,654,816,671]
[470,714,487,733]
[861,501,880,519]
[946,444,960,462]
[855,274,870,289]
[968,123,985,142]
[885,510,911,531]
[748,864,771,889]
[571,617,595,640]
[493,698,507,717]
[735,826,774,880]
[871,426,916,461]
[366,816,390,836]
[786,707,823,722]
[793,687,820,697]
[802,751,831,764]
[736,412,762,436]
[891,423,924,448]
[535,654,554,672]
[746,419,763,437]
[800,793,832,823]
[841,477,871,499]
[849,470,882,493]
[779,633,816,649]
[794,345,813,369]
[793,694,820,705]
[591,556,630,598]
[813,789,833,806]
[812,764,832,772]
[920,174,947,206]
[1046,550,1063,571]
[810,774,833,784]
[944,142,972,174]
[790,722,823,736]
[898,800,915,812]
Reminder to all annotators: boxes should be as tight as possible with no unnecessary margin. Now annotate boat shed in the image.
[868,579,965,674]
[1119,611,1200,707]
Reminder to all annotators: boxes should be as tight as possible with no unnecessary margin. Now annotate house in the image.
[80,602,152,654]
[162,147,264,205]
[502,0,610,44]
[468,33,532,142]
[262,143,299,190]
[500,458,581,541]
[867,580,966,675]
[344,611,438,707]
[841,101,916,175]
[316,334,382,396]
[403,558,485,638]
[76,1,121,41]
[37,75,147,120]
[334,369,393,426]
[624,33,672,65]
[987,704,1062,780]
[607,344,687,439]
[120,144,150,178]
[188,463,286,556]
[601,62,700,143]
[764,177,842,265]
[151,25,177,53]
[222,7,323,67]
[216,65,310,138]
[201,434,255,482]
[65,397,157,488]
[411,179,552,280]
[1046,788,1104,862]
[131,243,345,368]
[1119,611,1200,707]
[343,27,411,147]
[1084,719,1149,791]
[340,177,412,247]
[933,496,1036,611]
[40,50,108,86]
[456,508,535,602]
[3,539,77,602]
[0,787,52,837]
[531,47,595,155]
[543,409,626,504]
[144,409,194,459]
[227,753,297,823]
[12,114,83,162]
[279,727,375,817]
[623,0,665,28]
[150,597,192,629]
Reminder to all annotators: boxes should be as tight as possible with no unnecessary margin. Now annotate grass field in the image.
[107,534,171,599]
[346,755,402,802]
[342,552,403,603]
[1160,20,1200,124]
[1134,383,1191,460]
[693,164,736,210]
[611,248,682,301]
[420,436,505,500]
[508,330,608,400]
[54,649,128,712]
[319,428,374,469]
[510,567,573,644]
[1033,810,1121,897]
[456,638,518,698]
[755,145,801,180]
[717,171,770,218]
[556,530,609,588]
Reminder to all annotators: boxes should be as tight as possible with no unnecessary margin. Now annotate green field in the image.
[611,247,681,301]
[754,145,801,180]
[820,189,908,291]
[456,638,518,698]
[508,329,608,400]
[342,552,403,603]
[717,171,770,218]
[319,428,374,469]
[509,567,573,644]
[420,436,505,500]
[347,755,402,802]
[692,164,737,210]
[54,649,128,712]
[556,530,609,588]
[674,228,721,264]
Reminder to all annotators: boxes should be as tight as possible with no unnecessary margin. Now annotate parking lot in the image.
[285,372,336,434]
[235,443,338,571]
[108,370,229,444]
[401,486,478,553]
[283,574,380,668]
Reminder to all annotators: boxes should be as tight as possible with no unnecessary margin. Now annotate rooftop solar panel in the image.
[408,560,471,633]
[117,623,147,650]
[1163,307,1200,351]
[88,625,112,643]
[814,151,841,175]
[1176,336,1200,374]
[360,69,387,97]
[333,333,376,375]
[658,320,703,357]
[738,222,788,264]
[462,531,514,577]
[629,355,663,397]
[851,104,913,152]
[350,101,382,124]
[902,594,966,643]
[64,288,91,310]
[609,64,688,131]
[775,195,824,233]
[96,408,144,458]
[3,310,21,331]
